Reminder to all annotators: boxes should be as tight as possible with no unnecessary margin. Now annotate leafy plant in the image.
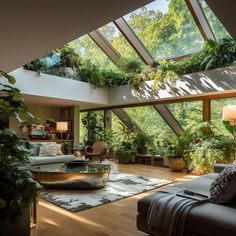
[118,58,142,73]
[132,132,152,149]
[0,71,36,222]
[81,111,104,144]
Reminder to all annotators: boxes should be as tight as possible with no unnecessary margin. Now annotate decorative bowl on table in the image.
[30,163,111,190]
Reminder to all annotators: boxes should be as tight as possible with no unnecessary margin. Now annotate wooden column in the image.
[203,99,211,122]
[104,110,112,130]
[73,106,80,147]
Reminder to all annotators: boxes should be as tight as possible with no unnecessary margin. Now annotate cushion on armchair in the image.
[210,164,236,204]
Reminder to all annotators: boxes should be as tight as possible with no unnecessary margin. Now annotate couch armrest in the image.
[214,164,229,173]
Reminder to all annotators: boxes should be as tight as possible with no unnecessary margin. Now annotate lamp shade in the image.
[56,121,68,131]
[222,105,236,121]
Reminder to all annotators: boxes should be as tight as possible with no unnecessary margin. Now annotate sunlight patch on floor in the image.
[39,200,103,228]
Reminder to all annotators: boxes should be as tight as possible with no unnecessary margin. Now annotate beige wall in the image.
[9,104,60,132]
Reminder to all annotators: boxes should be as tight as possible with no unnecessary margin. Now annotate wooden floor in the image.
[30,163,197,236]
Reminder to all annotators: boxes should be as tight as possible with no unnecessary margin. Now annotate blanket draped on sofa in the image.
[147,188,209,236]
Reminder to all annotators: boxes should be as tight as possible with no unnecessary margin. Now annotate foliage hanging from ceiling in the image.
[24,37,236,90]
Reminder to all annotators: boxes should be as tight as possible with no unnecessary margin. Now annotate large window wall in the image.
[167,101,203,129]
[124,106,174,144]
[211,98,236,138]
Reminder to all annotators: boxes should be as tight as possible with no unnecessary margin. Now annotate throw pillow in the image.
[30,144,40,156]
[56,144,63,155]
[210,164,236,204]
[39,143,57,156]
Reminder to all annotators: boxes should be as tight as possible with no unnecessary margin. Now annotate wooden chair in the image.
[85,141,107,163]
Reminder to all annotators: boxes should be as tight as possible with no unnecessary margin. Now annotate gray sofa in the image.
[28,142,76,166]
[137,166,236,236]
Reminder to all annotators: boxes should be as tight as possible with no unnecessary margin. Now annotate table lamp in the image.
[222,105,236,125]
[56,121,68,139]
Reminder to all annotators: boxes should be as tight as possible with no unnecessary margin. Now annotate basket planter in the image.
[169,158,186,171]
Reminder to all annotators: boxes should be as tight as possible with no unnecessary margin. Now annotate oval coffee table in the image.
[31,163,111,190]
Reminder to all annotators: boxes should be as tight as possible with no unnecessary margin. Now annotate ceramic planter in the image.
[169,158,186,171]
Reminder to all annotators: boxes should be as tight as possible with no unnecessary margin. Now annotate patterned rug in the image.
[38,172,172,212]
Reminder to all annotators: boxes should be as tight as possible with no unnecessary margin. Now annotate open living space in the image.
[1,0,236,235]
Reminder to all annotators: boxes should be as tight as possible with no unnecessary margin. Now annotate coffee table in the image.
[31,163,111,190]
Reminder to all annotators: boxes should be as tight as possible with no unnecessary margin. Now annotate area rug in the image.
[38,172,172,212]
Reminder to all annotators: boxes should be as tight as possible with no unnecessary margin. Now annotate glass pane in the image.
[211,98,236,137]
[167,101,202,128]
[98,22,143,63]
[123,0,204,60]
[124,106,175,144]
[69,35,117,71]
[199,0,231,39]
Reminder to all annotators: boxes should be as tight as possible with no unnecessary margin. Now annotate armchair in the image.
[85,141,107,163]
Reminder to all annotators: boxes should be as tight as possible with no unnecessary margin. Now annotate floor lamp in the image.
[56,121,68,140]
[222,105,236,159]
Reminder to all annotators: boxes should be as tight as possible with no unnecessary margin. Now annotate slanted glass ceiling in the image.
[199,0,231,39]
[123,0,204,60]
[98,22,143,63]
[69,35,117,71]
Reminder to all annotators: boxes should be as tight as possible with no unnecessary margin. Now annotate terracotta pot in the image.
[169,158,186,171]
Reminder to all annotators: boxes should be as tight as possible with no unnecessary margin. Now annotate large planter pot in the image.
[137,145,148,154]
[169,158,186,171]
[118,152,135,164]
[0,205,30,236]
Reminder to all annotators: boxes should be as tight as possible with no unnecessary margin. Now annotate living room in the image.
[1,1,236,236]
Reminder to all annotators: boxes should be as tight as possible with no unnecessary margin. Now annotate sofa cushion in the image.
[210,164,236,204]
[138,173,217,215]
[30,143,40,156]
[29,155,76,166]
[39,143,57,156]
[56,144,63,155]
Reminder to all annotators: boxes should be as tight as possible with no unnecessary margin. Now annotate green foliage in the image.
[153,37,236,90]
[118,58,142,73]
[0,71,36,222]
[132,132,152,149]
[81,112,104,143]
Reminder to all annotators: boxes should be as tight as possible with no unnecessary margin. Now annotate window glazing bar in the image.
[112,108,143,133]
[89,30,121,64]
[153,104,183,135]
[114,17,155,66]
[185,0,215,40]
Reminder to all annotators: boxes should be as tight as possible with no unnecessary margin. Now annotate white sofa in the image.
[29,142,76,166]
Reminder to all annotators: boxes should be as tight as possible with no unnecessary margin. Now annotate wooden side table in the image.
[135,154,162,166]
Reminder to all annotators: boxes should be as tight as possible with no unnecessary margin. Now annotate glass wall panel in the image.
[123,0,204,60]
[166,101,202,128]
[69,35,117,71]
[124,106,175,144]
[199,0,231,39]
[211,98,236,137]
[99,22,143,63]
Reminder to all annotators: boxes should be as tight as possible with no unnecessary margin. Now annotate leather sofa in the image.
[137,166,236,236]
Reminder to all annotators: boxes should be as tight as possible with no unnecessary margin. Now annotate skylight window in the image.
[98,22,143,63]
[69,35,117,71]
[199,0,231,39]
[123,0,204,60]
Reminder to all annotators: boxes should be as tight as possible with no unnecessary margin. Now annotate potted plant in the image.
[132,132,152,154]
[116,141,136,164]
[163,137,186,171]
[0,71,36,236]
